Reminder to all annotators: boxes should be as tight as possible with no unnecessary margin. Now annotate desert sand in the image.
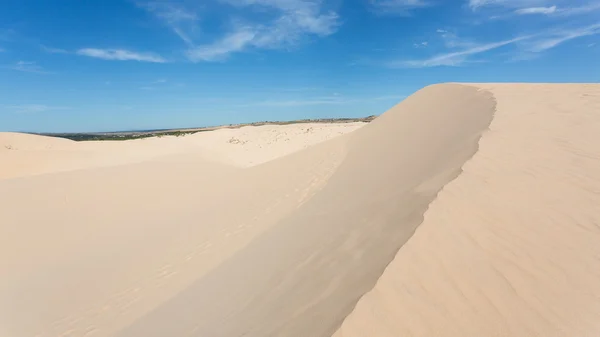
[0,122,365,180]
[1,83,599,337]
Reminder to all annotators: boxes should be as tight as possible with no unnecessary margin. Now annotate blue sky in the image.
[1,0,599,132]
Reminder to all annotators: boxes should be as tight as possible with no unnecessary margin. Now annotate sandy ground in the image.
[0,122,365,180]
[1,84,599,337]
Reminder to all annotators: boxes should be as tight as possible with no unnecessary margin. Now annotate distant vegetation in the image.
[36,116,377,142]
[46,130,205,142]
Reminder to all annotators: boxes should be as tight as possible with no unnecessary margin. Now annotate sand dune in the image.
[0,122,365,180]
[334,84,600,337]
[1,83,599,337]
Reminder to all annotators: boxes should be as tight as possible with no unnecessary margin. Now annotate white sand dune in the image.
[334,84,600,337]
[1,83,599,337]
[0,122,365,180]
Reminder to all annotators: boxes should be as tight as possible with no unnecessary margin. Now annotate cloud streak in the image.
[7,61,53,74]
[510,3,600,16]
[469,0,551,10]
[525,22,600,52]
[187,29,256,61]
[76,48,166,62]
[388,18,600,68]
[437,30,478,49]
[186,0,340,62]
[471,0,600,17]
[138,1,200,46]
[554,3,600,16]
[369,0,432,15]
[392,35,530,67]
[515,5,556,14]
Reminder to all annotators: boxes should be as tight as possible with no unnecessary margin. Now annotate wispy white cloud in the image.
[471,0,600,17]
[396,20,600,68]
[554,3,600,16]
[220,0,339,34]
[392,35,530,67]
[187,0,340,62]
[437,30,478,48]
[524,22,600,51]
[469,0,550,10]
[3,104,70,113]
[369,0,432,15]
[187,29,256,61]
[480,2,600,22]
[76,48,166,62]
[515,5,556,14]
[509,3,600,16]
[139,0,339,62]
[7,61,53,74]
[138,1,200,46]
[40,45,69,54]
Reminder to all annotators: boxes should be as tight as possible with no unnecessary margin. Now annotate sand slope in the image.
[1,84,600,337]
[0,126,355,337]
[334,84,600,337]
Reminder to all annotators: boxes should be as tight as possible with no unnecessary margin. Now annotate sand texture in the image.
[1,84,599,337]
